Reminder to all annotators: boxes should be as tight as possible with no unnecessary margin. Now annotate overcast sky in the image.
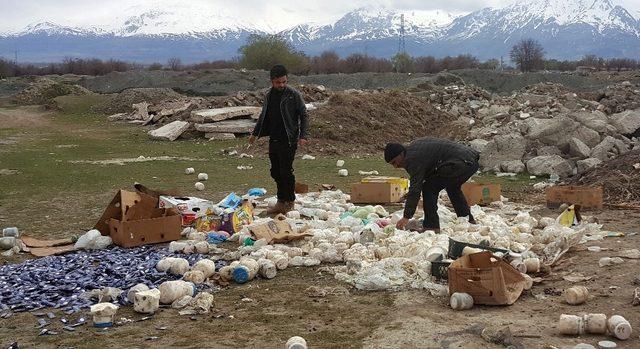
[1,0,639,32]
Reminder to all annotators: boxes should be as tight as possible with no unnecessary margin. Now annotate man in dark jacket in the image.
[384,138,480,232]
[249,65,309,215]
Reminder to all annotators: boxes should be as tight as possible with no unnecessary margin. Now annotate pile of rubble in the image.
[596,81,640,114]
[424,81,640,177]
[106,84,330,142]
[10,77,92,105]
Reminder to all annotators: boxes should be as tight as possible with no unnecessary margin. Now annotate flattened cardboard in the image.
[448,251,525,306]
[461,183,501,206]
[21,236,73,248]
[30,244,78,257]
[350,182,404,204]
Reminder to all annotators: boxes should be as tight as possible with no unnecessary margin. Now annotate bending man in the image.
[384,137,479,232]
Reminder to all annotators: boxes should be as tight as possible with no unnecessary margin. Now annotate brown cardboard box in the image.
[461,183,501,206]
[448,251,525,305]
[350,182,404,204]
[94,190,182,247]
[546,185,603,210]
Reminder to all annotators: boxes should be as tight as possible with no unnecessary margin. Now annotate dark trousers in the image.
[269,140,297,202]
[422,161,479,229]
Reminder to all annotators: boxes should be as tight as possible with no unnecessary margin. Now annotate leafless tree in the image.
[167,57,182,71]
[510,39,545,72]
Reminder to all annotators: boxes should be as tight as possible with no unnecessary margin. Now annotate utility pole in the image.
[14,50,18,64]
[397,14,406,55]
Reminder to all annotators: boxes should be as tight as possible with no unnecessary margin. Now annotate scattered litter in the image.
[69,156,206,166]
[286,336,308,349]
[197,173,208,181]
[0,169,19,176]
[617,249,640,259]
[633,288,640,306]
[195,182,205,191]
[496,172,517,177]
[587,246,603,252]
[2,227,19,237]
[338,169,349,177]
[90,303,119,328]
[185,167,195,174]
[564,286,589,305]
[358,170,379,175]
[336,160,345,167]
[450,292,474,310]
[239,153,253,158]
[74,230,112,250]
[599,257,624,267]
[237,165,253,170]
[608,315,632,340]
[302,154,316,160]
[563,273,593,283]
[598,341,617,349]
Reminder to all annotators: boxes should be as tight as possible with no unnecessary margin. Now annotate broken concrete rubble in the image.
[526,155,574,177]
[479,134,527,171]
[148,121,191,141]
[204,133,236,140]
[500,160,525,173]
[568,138,592,159]
[576,158,602,174]
[609,109,640,135]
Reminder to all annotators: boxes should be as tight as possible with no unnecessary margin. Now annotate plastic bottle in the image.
[558,314,584,335]
[285,336,308,349]
[607,315,632,340]
[258,258,277,279]
[450,292,474,310]
[90,303,119,328]
[564,286,589,305]
[0,237,17,250]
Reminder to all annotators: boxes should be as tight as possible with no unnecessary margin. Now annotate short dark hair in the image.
[270,65,288,80]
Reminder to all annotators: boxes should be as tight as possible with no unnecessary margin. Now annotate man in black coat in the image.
[249,65,309,215]
[385,137,480,232]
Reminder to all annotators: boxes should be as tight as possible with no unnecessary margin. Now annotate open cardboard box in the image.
[448,251,525,305]
[461,183,501,206]
[94,190,182,248]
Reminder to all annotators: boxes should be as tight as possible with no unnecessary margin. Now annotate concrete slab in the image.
[191,106,261,122]
[195,119,256,134]
[148,121,190,141]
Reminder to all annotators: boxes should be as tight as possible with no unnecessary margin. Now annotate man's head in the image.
[384,143,406,168]
[270,64,288,91]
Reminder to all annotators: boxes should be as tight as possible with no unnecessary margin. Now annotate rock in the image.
[573,111,609,133]
[194,119,256,134]
[537,146,562,156]
[204,133,236,140]
[526,155,573,177]
[524,117,600,150]
[568,138,591,158]
[609,109,640,135]
[590,136,617,161]
[576,158,602,174]
[148,121,190,141]
[132,102,150,120]
[190,106,261,123]
[500,160,525,173]
[479,134,527,171]
[469,139,489,153]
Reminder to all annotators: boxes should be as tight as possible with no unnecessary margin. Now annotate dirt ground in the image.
[1,80,640,349]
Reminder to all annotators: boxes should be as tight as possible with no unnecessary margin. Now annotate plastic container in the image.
[218,265,234,282]
[197,173,208,181]
[233,265,251,283]
[336,160,345,167]
[450,292,474,310]
[127,283,150,303]
[133,288,160,314]
[559,314,584,335]
[90,303,118,328]
[258,259,277,279]
[431,259,450,280]
[338,169,349,177]
[192,259,216,279]
[185,167,195,174]
[607,315,632,340]
[286,336,308,349]
[183,270,205,284]
[564,286,589,305]
[523,258,540,273]
[584,313,607,334]
[0,237,17,250]
[2,227,19,238]
[159,280,196,304]
[195,182,205,191]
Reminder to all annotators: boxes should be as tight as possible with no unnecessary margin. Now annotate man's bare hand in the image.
[396,217,409,230]
[248,135,256,144]
[298,138,309,147]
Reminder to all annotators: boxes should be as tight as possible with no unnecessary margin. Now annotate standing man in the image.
[249,65,309,215]
[384,137,480,233]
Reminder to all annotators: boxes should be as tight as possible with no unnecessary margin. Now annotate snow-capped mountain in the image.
[0,0,638,63]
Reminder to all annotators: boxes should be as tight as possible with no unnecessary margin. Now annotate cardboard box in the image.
[546,185,603,210]
[219,201,254,234]
[94,190,182,248]
[361,176,409,193]
[461,183,501,206]
[159,196,217,226]
[350,182,404,204]
[448,251,525,305]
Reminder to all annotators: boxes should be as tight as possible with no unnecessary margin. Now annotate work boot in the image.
[267,201,286,216]
[283,201,295,214]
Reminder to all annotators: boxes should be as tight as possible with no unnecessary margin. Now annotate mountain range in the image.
[0,0,638,63]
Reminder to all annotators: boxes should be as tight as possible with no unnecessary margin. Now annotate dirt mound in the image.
[94,88,185,114]
[307,91,467,154]
[571,150,640,205]
[520,82,571,96]
[10,77,91,105]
